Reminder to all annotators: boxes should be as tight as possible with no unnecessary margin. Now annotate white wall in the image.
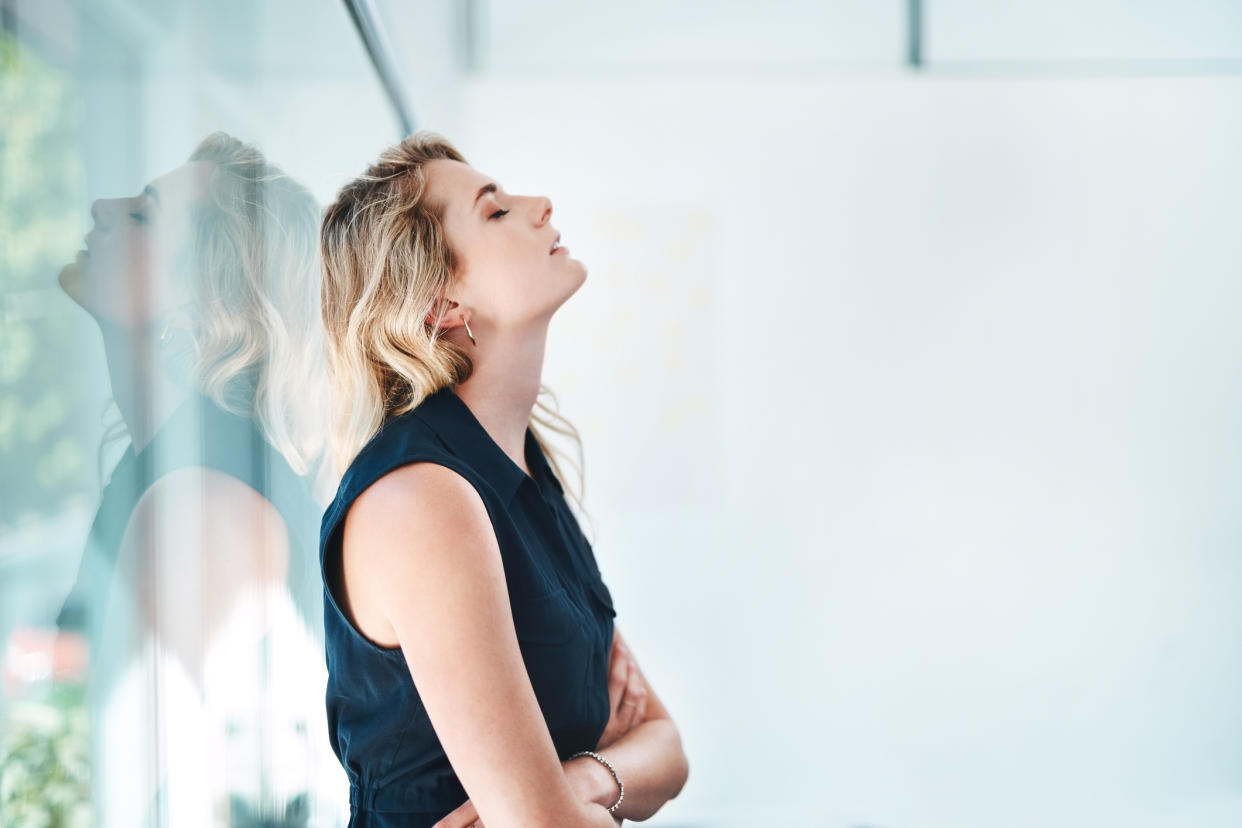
[441,68,1242,828]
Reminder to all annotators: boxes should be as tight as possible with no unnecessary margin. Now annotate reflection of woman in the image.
[318,130,690,828]
[54,132,331,826]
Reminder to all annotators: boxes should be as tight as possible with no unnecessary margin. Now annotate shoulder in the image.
[337,458,509,655]
[352,460,487,537]
[134,466,285,528]
[343,459,499,587]
[122,466,290,581]
[330,406,496,541]
[332,411,446,505]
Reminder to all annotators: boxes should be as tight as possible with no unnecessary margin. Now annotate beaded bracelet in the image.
[568,749,624,813]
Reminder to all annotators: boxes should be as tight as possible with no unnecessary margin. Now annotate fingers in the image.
[601,654,633,744]
[615,661,641,732]
[626,661,649,724]
[607,640,629,707]
[431,799,482,828]
[618,668,644,731]
[604,633,656,740]
[614,637,649,727]
[616,657,634,722]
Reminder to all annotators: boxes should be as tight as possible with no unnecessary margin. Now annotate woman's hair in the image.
[98,132,330,498]
[183,132,329,483]
[319,129,590,527]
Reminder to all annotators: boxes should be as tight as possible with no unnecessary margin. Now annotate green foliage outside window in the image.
[0,682,92,827]
[0,27,97,533]
[1,27,96,827]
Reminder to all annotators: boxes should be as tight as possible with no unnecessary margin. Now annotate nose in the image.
[537,196,552,226]
[90,197,123,229]
[89,195,129,229]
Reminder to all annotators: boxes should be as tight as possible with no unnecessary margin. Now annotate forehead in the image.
[426,158,495,216]
[148,160,214,205]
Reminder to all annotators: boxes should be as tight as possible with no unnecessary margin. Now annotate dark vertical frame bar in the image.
[342,0,417,136]
[462,0,480,74]
[907,0,923,68]
[1,0,16,37]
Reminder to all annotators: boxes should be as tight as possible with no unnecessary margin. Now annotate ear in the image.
[425,296,463,331]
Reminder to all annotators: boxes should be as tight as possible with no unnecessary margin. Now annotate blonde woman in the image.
[318,130,690,828]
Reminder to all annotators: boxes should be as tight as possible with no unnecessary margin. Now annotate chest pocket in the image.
[578,538,618,620]
[584,575,616,619]
[511,587,594,725]
[511,586,578,644]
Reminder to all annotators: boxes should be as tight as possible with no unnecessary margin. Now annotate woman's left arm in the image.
[565,627,690,823]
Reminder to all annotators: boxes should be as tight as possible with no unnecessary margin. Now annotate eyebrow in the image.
[472,181,498,212]
[144,184,160,208]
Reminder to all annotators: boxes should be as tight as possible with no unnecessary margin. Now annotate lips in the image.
[549,231,561,254]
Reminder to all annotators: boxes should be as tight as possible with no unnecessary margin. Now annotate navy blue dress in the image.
[319,385,618,826]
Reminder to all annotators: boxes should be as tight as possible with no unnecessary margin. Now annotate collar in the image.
[411,385,545,505]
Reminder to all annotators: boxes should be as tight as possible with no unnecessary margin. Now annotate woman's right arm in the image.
[343,461,617,828]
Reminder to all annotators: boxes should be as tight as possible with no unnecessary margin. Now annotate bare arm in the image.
[344,462,618,828]
[566,626,690,822]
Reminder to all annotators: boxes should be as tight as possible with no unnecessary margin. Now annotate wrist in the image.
[567,754,620,808]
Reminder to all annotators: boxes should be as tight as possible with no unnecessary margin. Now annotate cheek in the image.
[91,232,151,280]
[80,241,163,323]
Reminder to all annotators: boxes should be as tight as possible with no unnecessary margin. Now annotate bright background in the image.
[2,2,1240,826]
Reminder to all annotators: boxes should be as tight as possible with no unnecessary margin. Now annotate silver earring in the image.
[462,316,476,346]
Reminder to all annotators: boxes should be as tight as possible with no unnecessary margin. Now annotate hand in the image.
[431,799,484,828]
[432,761,624,828]
[433,631,647,828]
[596,628,649,750]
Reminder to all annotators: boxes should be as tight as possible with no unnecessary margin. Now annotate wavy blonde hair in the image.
[98,132,330,499]
[184,133,329,482]
[319,130,590,525]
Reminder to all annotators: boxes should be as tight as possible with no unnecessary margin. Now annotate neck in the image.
[98,320,194,457]
[449,320,550,477]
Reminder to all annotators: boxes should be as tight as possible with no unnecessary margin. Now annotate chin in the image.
[57,261,106,320]
[57,261,84,303]
[566,263,587,295]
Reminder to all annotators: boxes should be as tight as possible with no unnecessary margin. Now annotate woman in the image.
[318,130,690,828]
[53,132,333,826]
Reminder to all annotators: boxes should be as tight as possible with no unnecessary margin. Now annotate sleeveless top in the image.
[319,384,617,826]
[53,389,325,826]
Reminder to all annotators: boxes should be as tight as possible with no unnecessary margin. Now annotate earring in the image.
[462,315,476,346]
[159,322,172,347]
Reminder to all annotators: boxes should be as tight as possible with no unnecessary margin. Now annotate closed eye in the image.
[489,208,509,220]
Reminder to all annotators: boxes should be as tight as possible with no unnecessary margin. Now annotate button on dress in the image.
[318,385,618,826]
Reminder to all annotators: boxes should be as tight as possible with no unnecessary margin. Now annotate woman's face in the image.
[58,160,213,328]
[426,158,586,332]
